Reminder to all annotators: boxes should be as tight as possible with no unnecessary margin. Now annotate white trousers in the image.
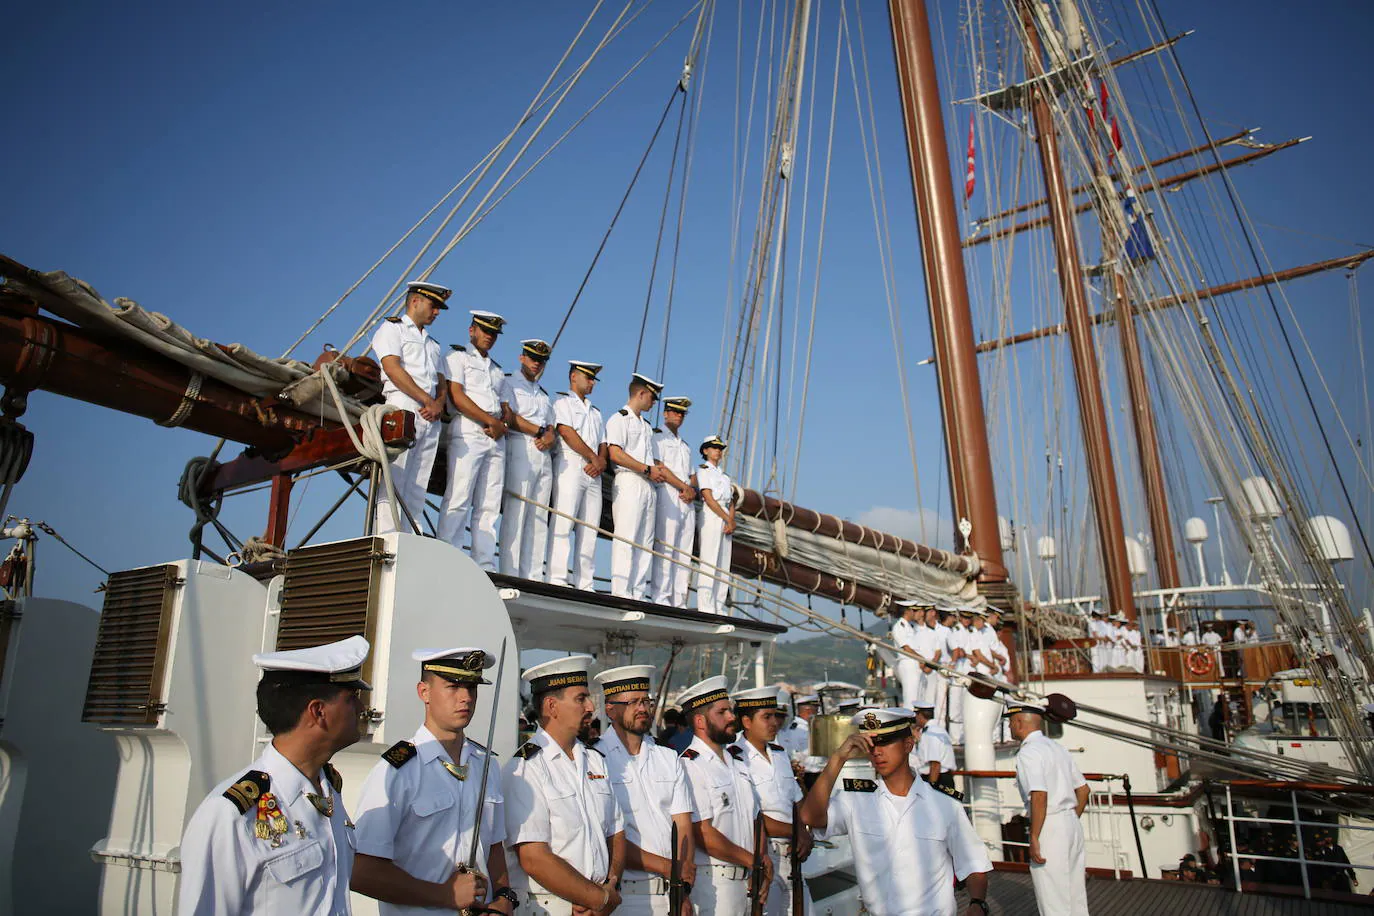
[1090,640,1107,671]
[896,659,922,710]
[1029,809,1089,915]
[947,679,967,745]
[765,848,813,916]
[500,433,553,579]
[694,510,732,614]
[932,672,950,727]
[611,472,657,600]
[437,431,504,569]
[519,892,574,915]
[919,667,942,708]
[650,485,696,607]
[374,393,441,535]
[694,871,746,915]
[547,458,603,590]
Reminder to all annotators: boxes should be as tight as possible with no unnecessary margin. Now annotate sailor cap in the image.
[851,707,914,741]
[733,685,786,713]
[1002,699,1047,718]
[254,635,371,690]
[413,647,495,684]
[699,434,728,453]
[794,693,820,706]
[521,339,552,361]
[569,360,603,379]
[960,606,986,617]
[631,372,663,395]
[912,703,936,716]
[522,655,593,694]
[662,396,692,412]
[836,697,863,712]
[405,280,452,309]
[594,664,656,697]
[470,310,505,334]
[679,675,731,712]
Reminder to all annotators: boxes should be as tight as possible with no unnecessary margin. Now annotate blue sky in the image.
[3,1,1370,623]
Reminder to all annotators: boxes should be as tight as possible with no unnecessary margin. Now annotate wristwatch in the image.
[968,899,989,914]
[491,885,519,907]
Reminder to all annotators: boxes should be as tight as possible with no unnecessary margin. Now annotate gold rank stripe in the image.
[423,663,483,680]
[413,288,448,304]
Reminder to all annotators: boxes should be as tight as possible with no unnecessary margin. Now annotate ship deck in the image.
[960,871,1371,914]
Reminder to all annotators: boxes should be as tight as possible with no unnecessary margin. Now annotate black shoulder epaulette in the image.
[699,463,709,469]
[727,744,745,760]
[539,385,549,396]
[223,770,271,813]
[466,737,493,755]
[384,316,402,323]
[680,748,700,760]
[324,762,343,793]
[931,781,965,802]
[504,371,513,377]
[382,740,417,769]
[490,358,501,369]
[787,721,799,730]
[514,742,542,760]
[617,408,629,416]
[450,343,466,352]
[556,390,569,397]
[842,778,877,793]
[652,427,662,434]
[768,742,785,752]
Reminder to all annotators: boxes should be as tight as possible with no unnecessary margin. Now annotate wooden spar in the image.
[949,249,1374,357]
[964,138,1305,248]
[730,543,896,614]
[735,488,978,575]
[1018,0,1137,620]
[887,0,1010,590]
[971,129,1253,230]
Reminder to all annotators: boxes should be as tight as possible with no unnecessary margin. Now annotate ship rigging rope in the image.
[319,368,408,534]
[32,521,108,577]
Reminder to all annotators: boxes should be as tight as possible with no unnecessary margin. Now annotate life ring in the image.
[1185,648,1214,677]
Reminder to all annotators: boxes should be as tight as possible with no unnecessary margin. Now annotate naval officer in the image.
[604,373,667,600]
[677,676,770,914]
[503,656,625,914]
[438,310,508,568]
[369,281,448,534]
[890,600,923,711]
[649,396,698,608]
[1008,700,1089,915]
[799,708,993,916]
[352,647,516,914]
[911,704,957,790]
[693,435,735,614]
[499,339,557,580]
[777,693,818,760]
[547,361,607,591]
[177,636,372,916]
[731,687,813,915]
[592,665,696,915]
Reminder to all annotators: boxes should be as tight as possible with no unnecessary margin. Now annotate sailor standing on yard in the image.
[503,656,625,915]
[177,637,372,916]
[677,676,770,914]
[1008,700,1090,916]
[650,396,699,607]
[799,708,993,916]
[352,648,515,914]
[605,373,667,600]
[547,361,607,591]
[438,310,508,568]
[498,339,556,580]
[693,435,735,614]
[592,665,696,916]
[369,281,448,534]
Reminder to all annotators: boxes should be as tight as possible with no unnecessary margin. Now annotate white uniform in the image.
[912,723,957,785]
[1126,626,1144,672]
[679,736,760,915]
[1202,628,1224,675]
[177,743,355,916]
[777,717,811,759]
[932,623,955,725]
[499,374,555,579]
[1088,618,1107,671]
[1108,622,1128,670]
[547,394,605,591]
[694,462,734,614]
[912,624,942,708]
[595,728,695,915]
[819,771,991,916]
[732,737,813,916]
[604,406,660,601]
[352,728,505,915]
[947,624,971,744]
[650,428,696,607]
[502,727,624,915]
[438,345,506,568]
[370,315,443,535]
[988,627,1011,679]
[1015,730,1089,916]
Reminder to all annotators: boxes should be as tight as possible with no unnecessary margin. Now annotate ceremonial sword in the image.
[459,637,508,916]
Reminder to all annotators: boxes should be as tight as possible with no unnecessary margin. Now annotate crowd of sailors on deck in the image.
[370,281,736,613]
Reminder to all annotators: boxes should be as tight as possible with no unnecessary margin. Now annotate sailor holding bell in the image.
[177,636,373,915]
[351,647,516,914]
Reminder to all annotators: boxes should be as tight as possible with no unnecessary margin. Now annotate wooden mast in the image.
[887,0,1010,594]
[1016,0,1139,619]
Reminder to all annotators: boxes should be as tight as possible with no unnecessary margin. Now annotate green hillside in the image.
[767,634,870,687]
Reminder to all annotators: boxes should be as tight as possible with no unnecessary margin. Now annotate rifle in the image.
[749,810,767,916]
[668,820,683,916]
[791,802,804,916]
[459,638,508,916]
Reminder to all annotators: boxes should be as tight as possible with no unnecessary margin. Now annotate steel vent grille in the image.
[82,565,180,726]
[277,537,386,683]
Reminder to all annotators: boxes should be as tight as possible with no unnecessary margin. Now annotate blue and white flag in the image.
[1123,188,1155,261]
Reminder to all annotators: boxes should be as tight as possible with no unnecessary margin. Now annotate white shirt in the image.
[695,462,734,510]
[371,314,443,399]
[445,346,504,435]
[950,625,972,673]
[177,742,354,916]
[551,394,604,466]
[935,624,955,663]
[502,727,624,892]
[820,771,991,916]
[652,429,693,488]
[678,735,759,865]
[1014,730,1087,815]
[987,627,1010,669]
[1201,630,1223,647]
[890,617,916,654]
[912,623,941,665]
[777,717,811,758]
[352,727,505,914]
[1181,631,1199,646]
[732,736,802,823]
[595,728,694,882]
[501,373,554,430]
[603,406,658,469]
[968,625,997,673]
[913,723,957,776]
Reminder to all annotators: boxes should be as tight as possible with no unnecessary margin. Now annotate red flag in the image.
[964,113,976,200]
[1109,116,1122,165]
[1099,79,1110,118]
